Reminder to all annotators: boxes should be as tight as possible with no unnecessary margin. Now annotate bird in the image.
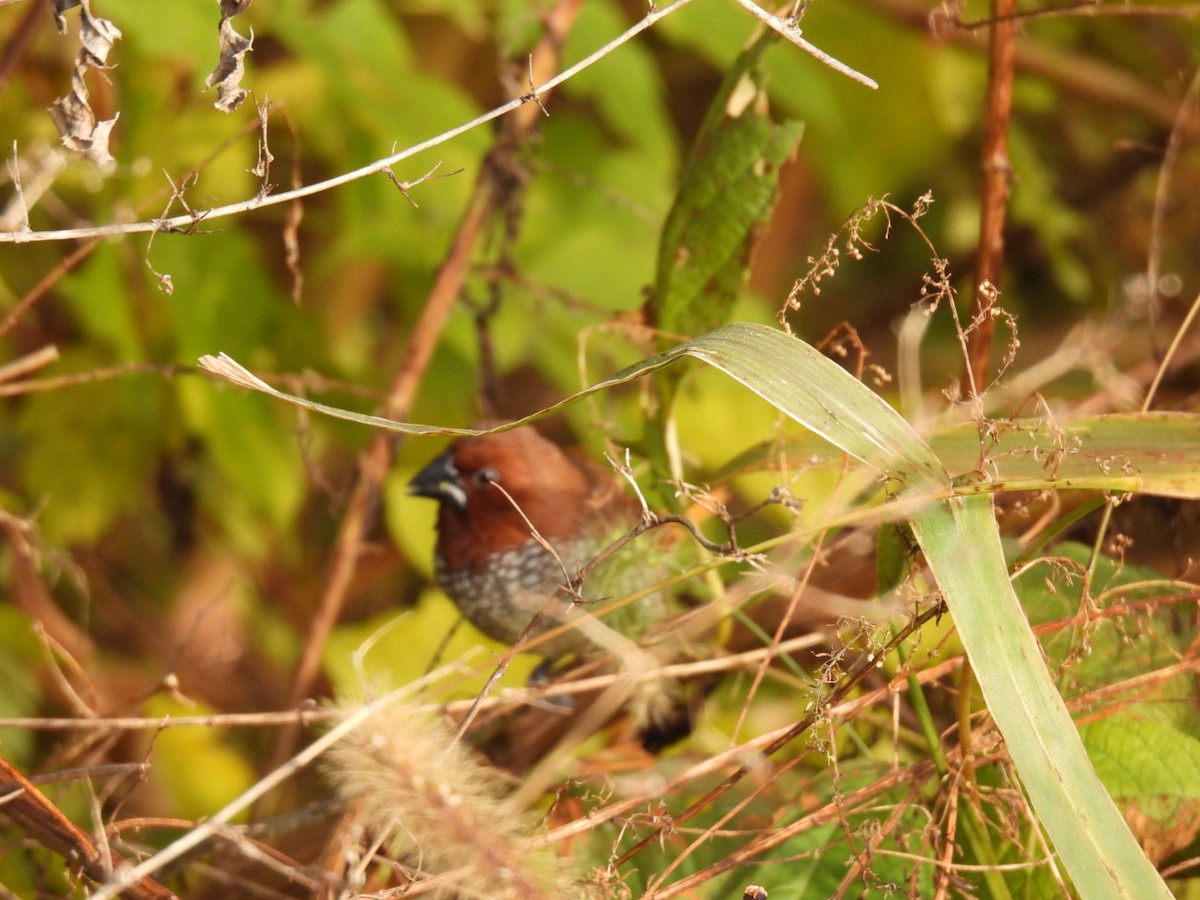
[407,426,663,667]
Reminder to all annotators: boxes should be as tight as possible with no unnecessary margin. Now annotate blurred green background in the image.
[1,0,1197,893]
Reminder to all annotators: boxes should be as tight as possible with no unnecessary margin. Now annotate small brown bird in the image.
[408,427,663,665]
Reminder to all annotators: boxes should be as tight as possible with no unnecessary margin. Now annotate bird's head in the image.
[408,427,631,568]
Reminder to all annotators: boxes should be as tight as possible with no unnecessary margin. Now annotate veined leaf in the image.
[648,41,803,340]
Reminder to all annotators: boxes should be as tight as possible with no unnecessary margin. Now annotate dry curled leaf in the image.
[48,1,122,166]
[205,0,254,112]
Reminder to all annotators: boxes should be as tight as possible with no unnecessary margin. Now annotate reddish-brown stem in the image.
[965,0,1017,398]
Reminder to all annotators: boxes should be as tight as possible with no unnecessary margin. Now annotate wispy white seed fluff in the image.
[323,697,579,899]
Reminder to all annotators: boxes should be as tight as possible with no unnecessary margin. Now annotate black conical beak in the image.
[408,450,467,511]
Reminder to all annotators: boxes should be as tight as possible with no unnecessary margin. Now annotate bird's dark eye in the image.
[473,467,500,486]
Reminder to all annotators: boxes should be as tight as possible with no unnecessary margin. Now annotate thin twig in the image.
[613,604,944,869]
[0,361,182,397]
[87,684,419,900]
[729,0,877,88]
[1,0,877,244]
[0,344,58,383]
[950,0,1200,29]
[1,0,697,244]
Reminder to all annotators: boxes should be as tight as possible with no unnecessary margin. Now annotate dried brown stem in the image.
[0,360,181,397]
[646,759,939,898]
[0,757,177,900]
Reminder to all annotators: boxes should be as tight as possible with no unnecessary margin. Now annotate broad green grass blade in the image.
[672,324,1171,898]
[720,412,1200,500]
[675,324,948,488]
[910,496,1170,898]
[929,412,1200,498]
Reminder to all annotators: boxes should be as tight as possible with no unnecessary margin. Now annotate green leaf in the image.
[178,378,305,552]
[909,496,1171,898]
[1084,716,1200,801]
[1082,716,1200,869]
[141,695,257,823]
[649,43,804,339]
[1014,542,1196,734]
[675,325,947,489]
[16,370,167,544]
[59,244,145,361]
[203,322,1173,896]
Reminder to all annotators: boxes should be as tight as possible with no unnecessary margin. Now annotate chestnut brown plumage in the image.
[408,427,654,662]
